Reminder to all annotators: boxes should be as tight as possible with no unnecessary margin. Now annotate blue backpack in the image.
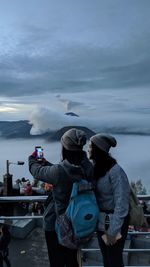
[55,179,99,249]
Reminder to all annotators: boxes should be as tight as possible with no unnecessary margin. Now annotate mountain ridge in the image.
[1,120,150,138]
[0,120,95,140]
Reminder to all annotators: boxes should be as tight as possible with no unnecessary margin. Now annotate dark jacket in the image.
[29,153,93,231]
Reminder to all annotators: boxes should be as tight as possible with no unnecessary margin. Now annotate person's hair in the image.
[90,141,117,179]
[62,146,85,165]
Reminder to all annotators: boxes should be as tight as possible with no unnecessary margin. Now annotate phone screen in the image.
[35,146,44,160]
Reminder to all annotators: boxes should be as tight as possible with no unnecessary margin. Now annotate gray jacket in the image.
[29,154,93,231]
[96,163,130,236]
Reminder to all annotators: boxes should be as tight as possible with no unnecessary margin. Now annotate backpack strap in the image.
[78,182,94,193]
[52,190,60,218]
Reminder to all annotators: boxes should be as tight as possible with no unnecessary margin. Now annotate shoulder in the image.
[49,163,65,177]
[109,164,129,187]
[110,163,127,177]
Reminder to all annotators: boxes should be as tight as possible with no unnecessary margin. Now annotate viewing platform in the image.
[0,195,150,267]
[8,226,150,267]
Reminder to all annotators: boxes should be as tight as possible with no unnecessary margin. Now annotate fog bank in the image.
[0,135,150,193]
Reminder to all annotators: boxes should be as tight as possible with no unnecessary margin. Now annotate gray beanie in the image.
[90,133,117,153]
[61,128,86,151]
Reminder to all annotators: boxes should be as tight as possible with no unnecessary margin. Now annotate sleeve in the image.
[107,165,130,236]
[28,155,59,186]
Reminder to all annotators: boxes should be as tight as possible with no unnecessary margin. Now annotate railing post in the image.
[77,250,82,267]
[3,173,13,196]
[3,160,13,196]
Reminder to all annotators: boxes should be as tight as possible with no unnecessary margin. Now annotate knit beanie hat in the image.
[61,128,86,151]
[90,133,117,153]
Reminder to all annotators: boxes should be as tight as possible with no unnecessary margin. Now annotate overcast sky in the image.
[0,0,150,132]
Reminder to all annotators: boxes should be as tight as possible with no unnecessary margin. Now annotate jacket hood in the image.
[60,158,93,181]
[59,159,86,182]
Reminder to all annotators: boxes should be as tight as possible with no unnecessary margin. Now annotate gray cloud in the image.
[0,0,150,98]
[1,41,150,97]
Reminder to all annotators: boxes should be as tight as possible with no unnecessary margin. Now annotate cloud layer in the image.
[0,0,150,98]
[0,0,150,133]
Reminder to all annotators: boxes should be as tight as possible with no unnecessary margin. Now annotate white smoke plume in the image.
[29,107,85,134]
[55,94,85,111]
[29,106,150,136]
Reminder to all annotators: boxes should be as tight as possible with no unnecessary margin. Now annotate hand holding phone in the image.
[35,146,44,161]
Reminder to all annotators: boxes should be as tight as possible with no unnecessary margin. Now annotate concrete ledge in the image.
[10,218,35,239]
[35,217,43,227]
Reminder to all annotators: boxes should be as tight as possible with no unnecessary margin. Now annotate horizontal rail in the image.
[81,248,150,253]
[0,194,150,202]
[0,215,43,220]
[128,231,150,235]
[124,249,150,252]
[137,195,150,200]
[0,195,47,202]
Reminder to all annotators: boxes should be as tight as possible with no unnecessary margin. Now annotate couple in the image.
[28,128,130,267]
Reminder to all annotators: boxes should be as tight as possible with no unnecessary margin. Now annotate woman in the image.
[28,128,93,267]
[88,133,130,267]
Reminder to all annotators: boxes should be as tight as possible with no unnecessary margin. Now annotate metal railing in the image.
[0,195,46,220]
[0,194,150,267]
[80,194,150,266]
[0,195,150,219]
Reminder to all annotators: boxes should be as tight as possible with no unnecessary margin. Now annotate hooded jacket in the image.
[29,153,93,231]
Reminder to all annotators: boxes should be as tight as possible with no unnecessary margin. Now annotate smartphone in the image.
[35,146,44,161]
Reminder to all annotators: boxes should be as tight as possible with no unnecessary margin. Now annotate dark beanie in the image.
[61,128,86,151]
[90,133,117,153]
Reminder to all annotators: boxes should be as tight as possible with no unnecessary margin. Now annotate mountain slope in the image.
[0,121,95,140]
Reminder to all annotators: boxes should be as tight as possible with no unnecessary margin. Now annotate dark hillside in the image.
[46,126,95,141]
[0,121,95,140]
